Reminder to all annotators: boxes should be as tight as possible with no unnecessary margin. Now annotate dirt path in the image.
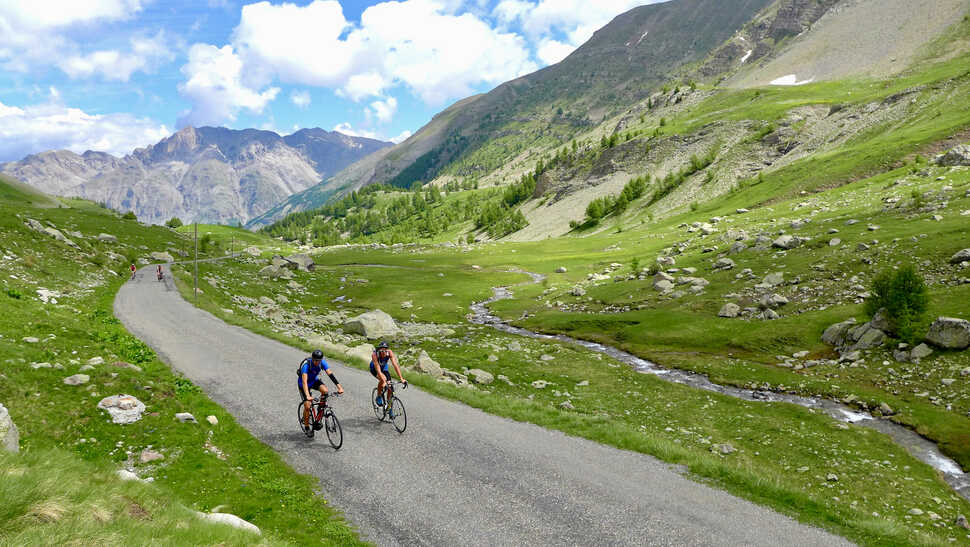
[115,267,851,546]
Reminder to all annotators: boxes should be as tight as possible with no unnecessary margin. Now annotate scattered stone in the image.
[97,233,118,243]
[713,258,735,270]
[258,296,275,306]
[956,515,969,529]
[243,246,261,257]
[826,474,839,482]
[117,469,142,482]
[413,350,443,377]
[718,303,740,318]
[285,254,314,272]
[0,403,19,454]
[760,309,780,320]
[22,337,39,344]
[467,369,494,385]
[87,357,104,366]
[926,317,970,349]
[175,412,197,423]
[910,343,933,361]
[97,395,146,424]
[879,403,895,416]
[531,380,550,389]
[950,249,970,265]
[570,286,586,297]
[762,272,784,287]
[576,380,589,387]
[908,508,924,516]
[772,235,800,250]
[343,310,400,339]
[63,374,89,386]
[30,362,52,369]
[555,267,567,273]
[195,512,261,535]
[508,341,522,352]
[487,354,499,362]
[540,354,555,361]
[206,415,219,425]
[654,279,674,292]
[736,208,749,214]
[936,144,970,167]
[401,301,413,309]
[829,238,841,247]
[139,449,165,463]
[559,400,575,410]
[711,443,736,455]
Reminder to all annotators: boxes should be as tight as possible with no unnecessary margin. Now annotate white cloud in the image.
[390,130,412,144]
[290,89,311,108]
[0,97,169,161]
[226,0,535,105]
[0,1,148,73]
[58,31,174,81]
[332,122,380,140]
[176,44,280,128]
[535,38,574,65]
[367,97,397,124]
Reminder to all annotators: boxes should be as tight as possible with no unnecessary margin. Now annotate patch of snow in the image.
[770,74,815,86]
[635,30,649,46]
[740,50,753,64]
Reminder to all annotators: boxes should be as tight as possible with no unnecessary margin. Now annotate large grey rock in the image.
[851,324,887,350]
[97,394,146,424]
[285,253,314,271]
[718,303,740,318]
[43,227,79,248]
[950,249,970,265]
[244,246,261,257]
[937,144,970,167]
[570,286,586,297]
[713,258,735,270]
[196,511,261,535]
[653,279,674,292]
[413,350,443,377]
[762,272,784,287]
[869,309,893,333]
[258,265,284,279]
[63,374,90,386]
[175,412,197,423]
[467,369,494,385]
[910,343,933,360]
[0,403,19,453]
[822,319,857,347]
[926,317,970,349]
[150,251,174,263]
[772,235,800,250]
[343,310,400,339]
[97,233,118,243]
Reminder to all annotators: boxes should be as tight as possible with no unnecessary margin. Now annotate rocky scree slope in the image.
[1,126,390,226]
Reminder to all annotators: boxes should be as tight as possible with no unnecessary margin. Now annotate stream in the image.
[468,275,970,502]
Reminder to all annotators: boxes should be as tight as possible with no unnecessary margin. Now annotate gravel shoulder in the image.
[114,267,852,546]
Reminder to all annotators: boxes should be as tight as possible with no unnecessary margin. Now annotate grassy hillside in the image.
[0,182,363,545]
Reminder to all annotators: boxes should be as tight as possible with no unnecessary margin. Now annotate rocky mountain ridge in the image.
[1,126,390,225]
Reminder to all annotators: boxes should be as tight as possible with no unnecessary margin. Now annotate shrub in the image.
[6,288,22,299]
[864,264,930,344]
[910,189,925,209]
[165,217,183,228]
[122,211,137,220]
[690,201,699,212]
[630,257,640,273]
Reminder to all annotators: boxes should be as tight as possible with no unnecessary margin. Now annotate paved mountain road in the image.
[115,268,851,546]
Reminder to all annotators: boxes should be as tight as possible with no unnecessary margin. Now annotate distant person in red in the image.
[129,263,136,280]
[156,264,163,281]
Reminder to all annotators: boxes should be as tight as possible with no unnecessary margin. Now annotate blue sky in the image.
[0,0,659,161]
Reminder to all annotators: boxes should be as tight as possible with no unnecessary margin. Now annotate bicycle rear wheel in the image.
[389,396,407,433]
[371,388,385,421]
[297,402,313,438]
[323,408,343,449]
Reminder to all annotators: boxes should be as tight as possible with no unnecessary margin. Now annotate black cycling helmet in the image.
[311,349,324,360]
[376,341,390,350]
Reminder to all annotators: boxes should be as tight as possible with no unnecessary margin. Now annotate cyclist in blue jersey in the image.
[298,349,344,433]
[370,341,406,407]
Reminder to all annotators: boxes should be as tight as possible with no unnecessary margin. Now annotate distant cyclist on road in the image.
[129,263,136,280]
[371,341,406,407]
[156,264,164,281]
[298,349,344,432]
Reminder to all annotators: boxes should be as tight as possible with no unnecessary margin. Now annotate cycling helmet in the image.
[311,349,324,360]
[376,341,390,350]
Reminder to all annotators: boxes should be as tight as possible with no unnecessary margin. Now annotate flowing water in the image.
[469,277,970,501]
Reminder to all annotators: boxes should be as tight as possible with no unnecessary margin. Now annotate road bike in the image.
[297,393,343,449]
[371,379,407,433]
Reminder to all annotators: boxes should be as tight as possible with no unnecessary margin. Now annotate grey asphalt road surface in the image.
[115,267,852,546]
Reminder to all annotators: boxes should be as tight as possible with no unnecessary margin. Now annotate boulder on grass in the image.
[950,249,970,265]
[926,317,970,349]
[467,369,495,385]
[718,303,740,318]
[822,319,857,347]
[343,310,400,339]
[0,403,19,453]
[414,350,443,377]
[936,144,970,167]
[285,254,314,271]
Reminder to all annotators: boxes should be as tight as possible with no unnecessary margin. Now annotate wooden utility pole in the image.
[194,222,199,303]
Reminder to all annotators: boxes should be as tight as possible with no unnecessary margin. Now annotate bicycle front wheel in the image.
[390,396,407,433]
[371,388,385,421]
[297,402,312,437]
[323,409,343,449]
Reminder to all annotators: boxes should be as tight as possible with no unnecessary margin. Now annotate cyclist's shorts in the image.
[369,363,391,380]
[298,378,324,401]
